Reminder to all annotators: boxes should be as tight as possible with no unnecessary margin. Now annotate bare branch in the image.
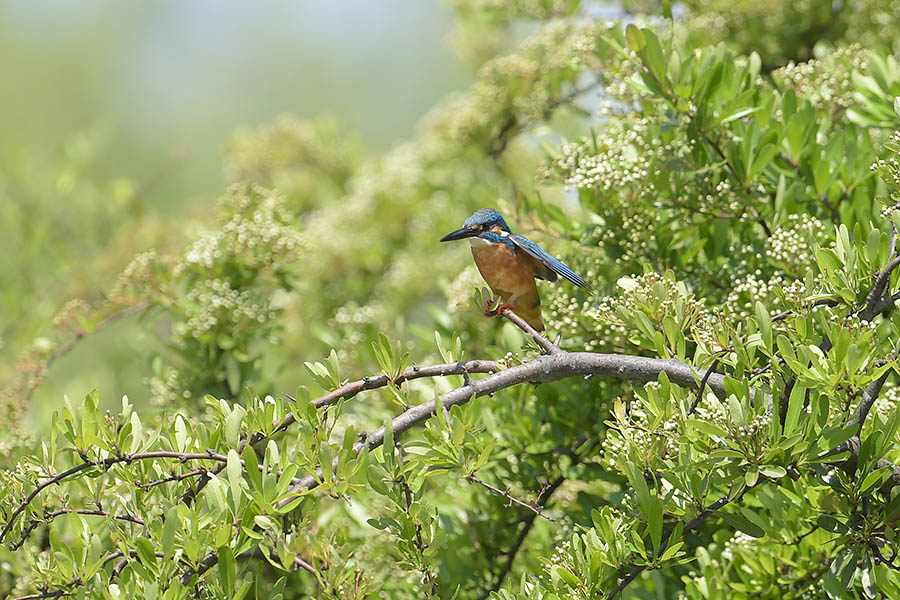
[42,302,150,373]
[862,254,900,319]
[476,474,567,600]
[140,467,207,491]
[498,308,563,354]
[282,352,725,501]
[1,450,229,544]
[478,438,595,599]
[853,369,893,432]
[12,591,70,600]
[179,359,501,506]
[688,357,720,415]
[13,508,144,551]
[465,474,556,522]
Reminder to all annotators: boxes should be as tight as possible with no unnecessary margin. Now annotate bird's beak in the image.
[440,227,477,242]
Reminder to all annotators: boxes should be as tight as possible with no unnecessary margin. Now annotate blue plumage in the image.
[440,207,587,288]
[508,233,587,288]
[439,208,588,330]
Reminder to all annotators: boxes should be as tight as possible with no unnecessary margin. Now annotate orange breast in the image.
[471,242,536,298]
[470,241,544,330]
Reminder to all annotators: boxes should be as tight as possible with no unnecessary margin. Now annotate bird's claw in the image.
[495,303,515,317]
[484,298,515,318]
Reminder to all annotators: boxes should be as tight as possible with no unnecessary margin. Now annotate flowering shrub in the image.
[5,2,900,599]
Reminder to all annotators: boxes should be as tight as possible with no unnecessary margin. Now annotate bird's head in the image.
[439,208,511,242]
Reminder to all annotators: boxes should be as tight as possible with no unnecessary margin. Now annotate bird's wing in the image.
[509,233,587,288]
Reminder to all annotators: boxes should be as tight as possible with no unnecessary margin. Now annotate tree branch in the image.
[13,508,144,551]
[181,314,726,583]
[281,350,726,500]
[852,369,892,432]
[476,473,567,600]
[178,359,501,506]
[498,307,562,354]
[12,591,70,600]
[862,254,900,320]
[1,450,229,544]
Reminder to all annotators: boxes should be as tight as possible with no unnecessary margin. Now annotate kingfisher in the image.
[440,208,587,331]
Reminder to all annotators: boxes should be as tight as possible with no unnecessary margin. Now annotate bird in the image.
[440,208,587,331]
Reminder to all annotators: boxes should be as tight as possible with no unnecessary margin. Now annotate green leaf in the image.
[384,417,394,459]
[235,582,253,600]
[648,499,663,555]
[225,406,245,448]
[719,511,765,538]
[745,466,759,487]
[884,488,900,523]
[661,0,672,19]
[473,439,497,472]
[625,24,645,52]
[816,248,843,275]
[625,462,651,515]
[817,515,848,533]
[859,467,891,496]
[641,28,667,84]
[784,383,806,436]
[829,548,856,589]
[242,444,261,492]
[135,537,157,568]
[861,555,878,598]
[319,443,333,485]
[162,506,178,560]
[227,449,244,503]
[218,545,236,600]
[225,356,242,396]
[556,566,580,587]
[759,465,786,479]
[717,106,760,126]
[129,411,143,453]
[754,302,772,352]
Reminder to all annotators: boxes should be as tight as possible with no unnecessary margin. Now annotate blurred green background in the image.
[1,1,470,419]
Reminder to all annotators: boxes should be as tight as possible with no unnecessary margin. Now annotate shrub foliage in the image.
[5,1,900,599]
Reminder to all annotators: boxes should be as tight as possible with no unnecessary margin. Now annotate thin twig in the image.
[140,467,207,491]
[863,254,900,318]
[12,591,70,600]
[465,474,555,522]
[13,508,144,551]
[688,357,720,415]
[42,302,150,370]
[498,308,563,355]
[1,450,229,544]
[478,437,596,599]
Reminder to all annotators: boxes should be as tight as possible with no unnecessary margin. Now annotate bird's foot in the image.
[494,303,515,317]
[483,298,515,318]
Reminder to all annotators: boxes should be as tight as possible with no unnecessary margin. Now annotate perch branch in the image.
[182,309,727,583]
[178,359,501,505]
